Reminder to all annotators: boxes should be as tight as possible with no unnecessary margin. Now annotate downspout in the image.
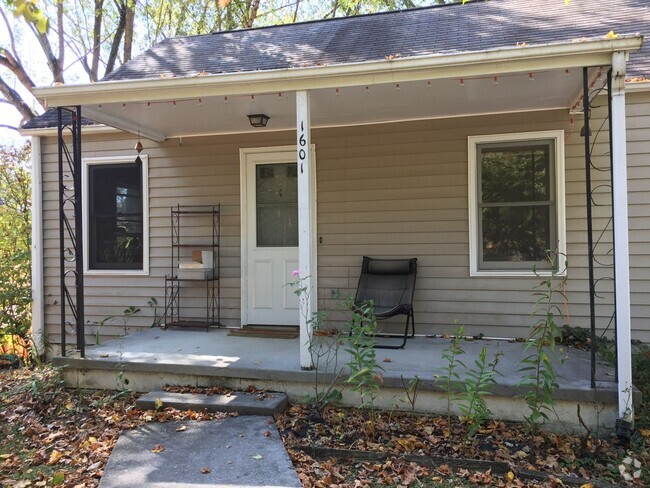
[30,136,45,357]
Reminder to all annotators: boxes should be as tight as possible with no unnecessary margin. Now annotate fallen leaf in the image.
[154,398,164,410]
[579,483,594,488]
[604,30,619,39]
[382,357,392,363]
[99,354,109,358]
[506,471,516,481]
[176,425,187,432]
[252,454,263,460]
[263,430,271,437]
[151,444,166,453]
[47,450,63,465]
[51,472,65,486]
[639,428,650,438]
[200,466,211,474]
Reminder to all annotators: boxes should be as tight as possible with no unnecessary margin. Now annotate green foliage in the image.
[0,143,32,363]
[458,346,502,438]
[147,296,160,327]
[345,299,383,437]
[345,300,383,406]
[288,273,344,411]
[119,305,140,335]
[16,365,65,406]
[437,323,466,424]
[399,374,421,413]
[517,251,567,433]
[8,0,48,33]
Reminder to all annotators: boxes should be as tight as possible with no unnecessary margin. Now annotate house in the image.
[20,0,649,429]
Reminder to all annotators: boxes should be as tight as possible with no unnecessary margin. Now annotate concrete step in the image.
[136,390,289,415]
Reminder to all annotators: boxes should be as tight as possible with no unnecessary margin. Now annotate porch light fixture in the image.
[247,113,270,128]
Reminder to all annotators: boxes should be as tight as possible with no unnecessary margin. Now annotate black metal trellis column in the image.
[606,69,619,383]
[582,68,597,389]
[57,106,85,357]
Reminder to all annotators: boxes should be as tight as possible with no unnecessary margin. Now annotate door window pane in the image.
[256,163,298,247]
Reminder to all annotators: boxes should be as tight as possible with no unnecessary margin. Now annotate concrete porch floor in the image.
[54,328,624,432]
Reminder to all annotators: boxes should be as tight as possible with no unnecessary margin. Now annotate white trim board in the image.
[467,130,566,277]
[81,155,150,276]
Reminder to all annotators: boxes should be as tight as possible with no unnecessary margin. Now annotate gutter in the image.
[30,136,45,356]
[33,36,643,107]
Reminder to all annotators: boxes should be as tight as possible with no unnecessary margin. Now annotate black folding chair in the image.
[353,256,417,349]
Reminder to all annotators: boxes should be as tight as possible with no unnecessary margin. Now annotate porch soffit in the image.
[32,37,642,140]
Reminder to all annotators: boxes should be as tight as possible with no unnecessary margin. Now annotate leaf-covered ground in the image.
[277,404,649,487]
[1,367,648,487]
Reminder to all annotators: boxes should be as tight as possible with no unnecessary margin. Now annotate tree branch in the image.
[0,75,36,123]
[0,123,18,131]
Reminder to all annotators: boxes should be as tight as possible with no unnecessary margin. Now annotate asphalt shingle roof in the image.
[104,0,649,82]
[22,0,649,130]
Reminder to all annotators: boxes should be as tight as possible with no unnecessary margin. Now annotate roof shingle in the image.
[103,0,649,83]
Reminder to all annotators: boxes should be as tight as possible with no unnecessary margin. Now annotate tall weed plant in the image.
[517,251,568,433]
[345,299,383,437]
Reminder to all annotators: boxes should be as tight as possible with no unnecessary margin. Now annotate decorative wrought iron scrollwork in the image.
[57,107,85,357]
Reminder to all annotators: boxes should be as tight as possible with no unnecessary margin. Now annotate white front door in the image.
[244,153,300,325]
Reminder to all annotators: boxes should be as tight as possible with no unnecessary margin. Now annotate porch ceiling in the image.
[82,66,600,141]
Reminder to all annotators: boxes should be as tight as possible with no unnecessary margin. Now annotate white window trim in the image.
[468,130,566,277]
[82,155,150,276]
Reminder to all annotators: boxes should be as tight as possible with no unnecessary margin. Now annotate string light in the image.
[278,92,282,98]
[364,86,370,93]
[121,103,126,110]
[395,83,401,91]
[97,104,102,110]
[528,72,534,81]
[565,69,570,77]
[146,102,151,109]
[223,96,228,104]
[426,81,432,89]
[198,98,203,106]
[493,76,499,85]
[335,88,340,96]
[459,78,465,87]
[250,95,255,103]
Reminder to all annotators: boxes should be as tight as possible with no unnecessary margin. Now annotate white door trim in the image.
[239,145,317,326]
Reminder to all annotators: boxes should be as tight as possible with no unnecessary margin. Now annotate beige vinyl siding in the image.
[40,94,650,349]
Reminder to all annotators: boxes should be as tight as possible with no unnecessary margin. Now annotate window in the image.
[468,131,565,275]
[83,156,148,274]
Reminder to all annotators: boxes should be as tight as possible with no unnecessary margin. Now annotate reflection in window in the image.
[477,141,555,270]
[256,162,298,247]
[89,163,144,269]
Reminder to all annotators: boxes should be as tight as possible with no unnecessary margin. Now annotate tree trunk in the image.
[123,1,135,62]
[247,0,260,28]
[90,0,105,82]
[105,0,128,75]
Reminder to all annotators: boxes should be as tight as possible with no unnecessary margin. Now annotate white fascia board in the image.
[34,36,643,107]
[625,81,650,92]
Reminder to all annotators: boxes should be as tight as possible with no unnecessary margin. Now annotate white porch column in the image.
[296,90,315,369]
[611,52,634,424]
[30,136,45,355]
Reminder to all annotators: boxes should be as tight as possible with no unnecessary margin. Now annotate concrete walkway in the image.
[99,416,301,488]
